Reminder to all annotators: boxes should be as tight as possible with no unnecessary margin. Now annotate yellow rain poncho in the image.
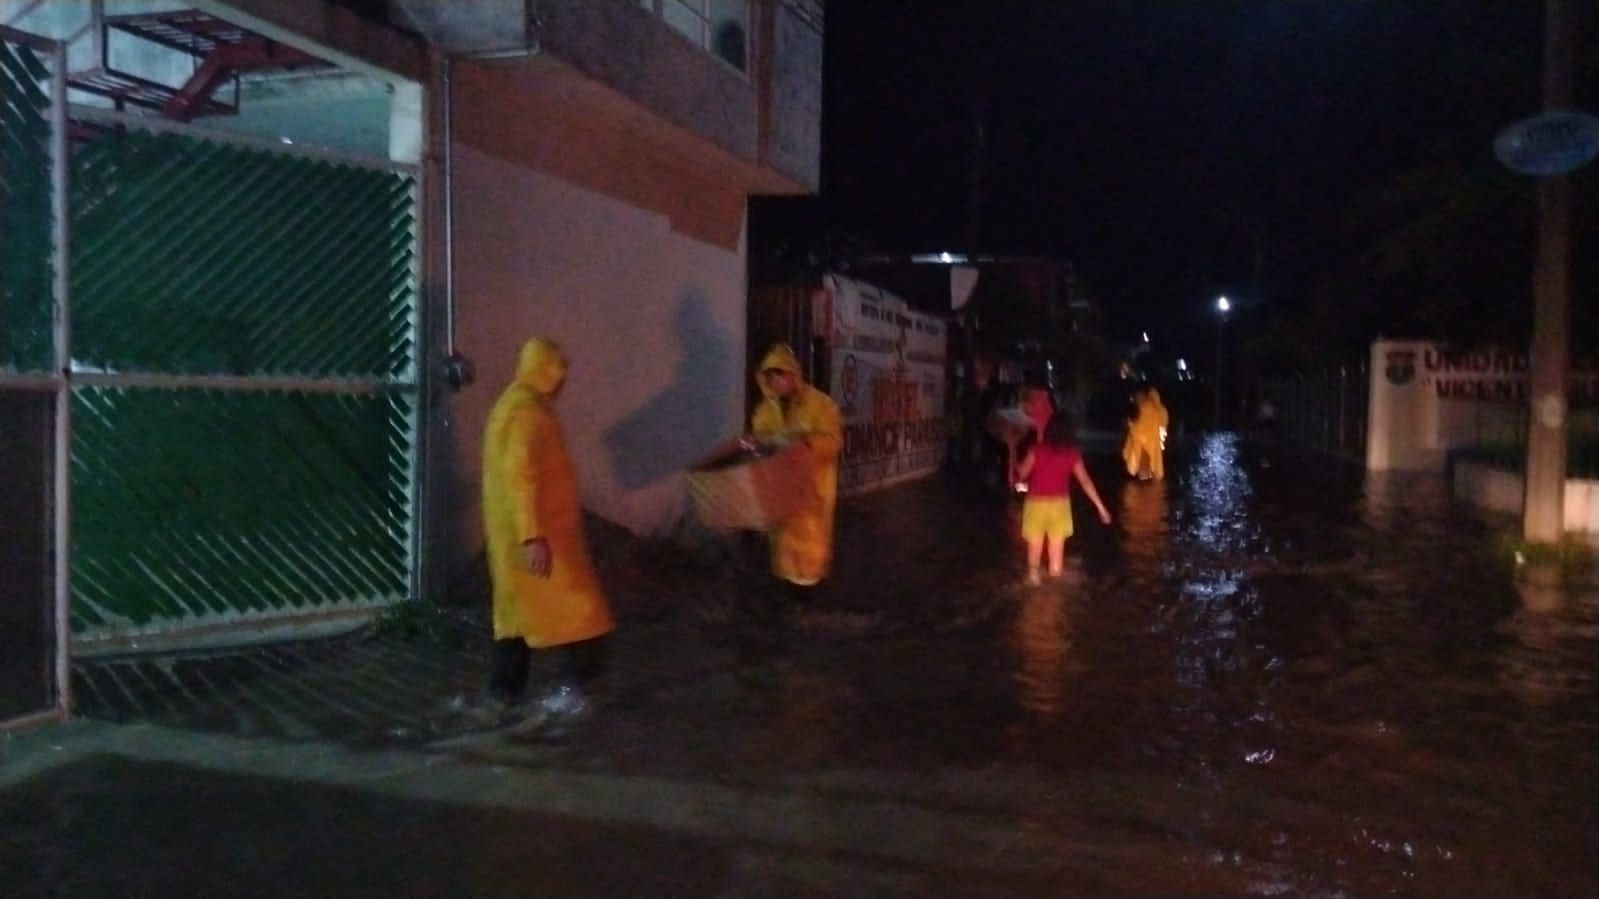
[482,337,614,648]
[750,344,843,585]
[1122,387,1169,481]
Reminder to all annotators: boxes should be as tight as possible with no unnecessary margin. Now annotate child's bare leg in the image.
[1046,534,1067,577]
[1024,536,1044,583]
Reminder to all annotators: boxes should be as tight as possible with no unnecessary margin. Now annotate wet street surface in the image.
[4,434,1596,897]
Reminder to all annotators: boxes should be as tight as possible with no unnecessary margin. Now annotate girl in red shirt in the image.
[1015,413,1112,585]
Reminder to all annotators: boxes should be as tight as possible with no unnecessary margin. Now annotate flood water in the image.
[44,432,1599,897]
[661,432,1599,897]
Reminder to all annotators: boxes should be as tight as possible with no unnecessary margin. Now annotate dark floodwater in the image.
[49,433,1598,897]
[710,433,1599,897]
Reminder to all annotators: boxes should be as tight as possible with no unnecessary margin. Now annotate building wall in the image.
[1367,339,1599,472]
[760,0,823,188]
[426,2,820,587]
[534,0,821,191]
[537,0,758,162]
[1452,461,1599,540]
[444,140,747,571]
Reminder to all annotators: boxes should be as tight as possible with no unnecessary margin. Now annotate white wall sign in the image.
[822,273,947,494]
[1367,339,1599,471]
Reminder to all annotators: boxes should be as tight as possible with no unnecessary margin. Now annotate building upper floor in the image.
[390,0,821,192]
[1,0,821,192]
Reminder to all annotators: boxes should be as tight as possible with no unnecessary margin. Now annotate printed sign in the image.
[1420,347,1599,404]
[822,273,946,494]
[1367,338,1599,472]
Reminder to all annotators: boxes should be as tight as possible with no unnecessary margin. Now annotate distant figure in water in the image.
[1122,385,1169,481]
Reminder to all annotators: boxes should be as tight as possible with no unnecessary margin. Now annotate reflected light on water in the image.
[1012,589,1072,717]
[1185,433,1254,551]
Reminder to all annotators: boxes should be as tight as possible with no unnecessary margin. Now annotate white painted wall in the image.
[1368,338,1599,472]
[1366,339,1443,471]
[446,142,747,564]
[1452,460,1599,542]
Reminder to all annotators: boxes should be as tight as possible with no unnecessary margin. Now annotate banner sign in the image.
[822,273,946,494]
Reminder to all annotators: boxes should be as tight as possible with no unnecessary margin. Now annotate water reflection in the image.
[1497,599,1599,707]
[1181,433,1255,554]
[1117,472,1171,555]
[1011,588,1073,717]
[828,437,1597,894]
[58,426,1599,897]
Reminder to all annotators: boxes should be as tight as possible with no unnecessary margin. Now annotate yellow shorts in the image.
[1020,497,1074,542]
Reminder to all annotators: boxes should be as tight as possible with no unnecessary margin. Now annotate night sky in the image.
[820,2,1550,348]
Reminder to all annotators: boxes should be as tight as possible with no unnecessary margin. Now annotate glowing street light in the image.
[1214,296,1230,428]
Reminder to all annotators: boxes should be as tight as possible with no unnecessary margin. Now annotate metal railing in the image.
[1264,365,1369,463]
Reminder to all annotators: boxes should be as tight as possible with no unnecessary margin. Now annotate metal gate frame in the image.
[3,22,431,730]
[62,105,424,655]
[0,24,69,730]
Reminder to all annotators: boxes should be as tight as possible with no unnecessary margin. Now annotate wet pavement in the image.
[3,433,1597,897]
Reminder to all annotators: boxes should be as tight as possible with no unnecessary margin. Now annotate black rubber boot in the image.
[488,637,532,703]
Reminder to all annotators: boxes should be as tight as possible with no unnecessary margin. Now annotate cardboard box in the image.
[686,441,813,531]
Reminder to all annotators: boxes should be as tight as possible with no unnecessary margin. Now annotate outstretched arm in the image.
[1072,459,1112,524]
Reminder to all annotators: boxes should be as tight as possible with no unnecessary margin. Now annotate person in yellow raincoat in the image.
[737,343,842,647]
[479,336,615,730]
[1121,384,1169,481]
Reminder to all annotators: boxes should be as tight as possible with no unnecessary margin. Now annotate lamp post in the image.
[1213,295,1230,429]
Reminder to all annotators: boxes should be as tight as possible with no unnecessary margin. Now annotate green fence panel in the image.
[64,122,421,645]
[0,38,53,371]
[70,386,415,634]
[69,129,417,378]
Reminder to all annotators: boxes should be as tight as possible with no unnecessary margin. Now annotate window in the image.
[639,0,749,72]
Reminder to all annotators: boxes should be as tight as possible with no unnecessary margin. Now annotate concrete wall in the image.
[537,0,758,163]
[422,3,821,589]
[1452,461,1599,540]
[443,140,747,569]
[381,1,823,192]
[1367,338,1599,472]
[534,0,821,191]
[1366,339,1448,471]
[759,0,822,189]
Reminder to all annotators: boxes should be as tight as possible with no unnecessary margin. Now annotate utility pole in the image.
[1522,0,1577,545]
[961,95,986,367]
[967,95,986,256]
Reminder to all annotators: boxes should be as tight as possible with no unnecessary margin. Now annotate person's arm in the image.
[1015,448,1037,482]
[749,398,781,439]
[737,396,781,452]
[1072,458,1112,524]
[503,405,553,576]
[798,393,843,463]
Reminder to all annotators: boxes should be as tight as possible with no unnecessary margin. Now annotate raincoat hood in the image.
[515,337,569,396]
[756,343,805,399]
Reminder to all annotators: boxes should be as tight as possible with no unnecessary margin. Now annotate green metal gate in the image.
[0,26,66,726]
[65,112,422,652]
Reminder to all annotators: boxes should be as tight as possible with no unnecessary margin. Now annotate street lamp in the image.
[1213,296,1230,428]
